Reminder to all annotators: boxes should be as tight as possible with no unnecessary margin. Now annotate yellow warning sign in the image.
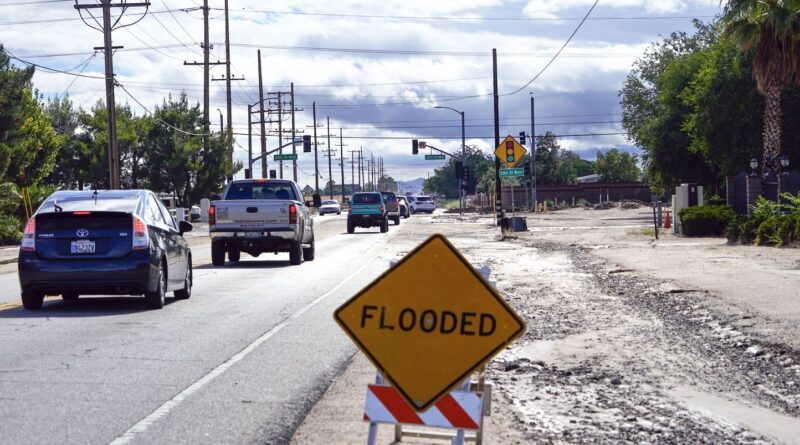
[495,135,528,168]
[334,234,526,412]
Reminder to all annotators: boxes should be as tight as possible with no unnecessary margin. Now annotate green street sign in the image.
[499,168,525,178]
[425,155,446,161]
[274,154,298,161]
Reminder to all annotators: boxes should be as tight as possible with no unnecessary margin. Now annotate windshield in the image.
[225,182,297,201]
[352,194,381,204]
[322,201,337,205]
[416,197,432,202]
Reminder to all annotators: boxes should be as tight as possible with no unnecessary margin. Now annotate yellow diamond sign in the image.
[334,234,526,412]
[495,135,528,168]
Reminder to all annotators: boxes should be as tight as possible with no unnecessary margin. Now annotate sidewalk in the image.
[0,246,18,264]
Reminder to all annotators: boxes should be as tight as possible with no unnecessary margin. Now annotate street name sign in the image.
[499,168,525,178]
[425,155,446,161]
[495,136,527,168]
[274,154,298,161]
[334,234,526,412]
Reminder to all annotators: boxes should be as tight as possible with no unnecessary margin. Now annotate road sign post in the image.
[335,234,525,414]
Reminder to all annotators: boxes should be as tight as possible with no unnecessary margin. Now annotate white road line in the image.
[109,261,373,445]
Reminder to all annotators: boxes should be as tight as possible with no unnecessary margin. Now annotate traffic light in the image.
[519,132,527,146]
[269,170,277,179]
[303,135,312,153]
[412,140,419,155]
[506,141,515,164]
[462,166,470,182]
[244,168,252,179]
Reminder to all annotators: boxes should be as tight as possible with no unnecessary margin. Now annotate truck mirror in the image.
[211,194,222,201]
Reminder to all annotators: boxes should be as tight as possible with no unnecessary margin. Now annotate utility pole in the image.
[530,93,537,211]
[348,150,359,192]
[277,92,283,178]
[493,48,502,224]
[327,117,334,199]
[257,51,267,178]
[339,128,346,203]
[74,0,150,189]
[312,102,319,194]
[247,104,253,178]
[209,0,244,167]
[291,83,297,182]
[358,147,364,190]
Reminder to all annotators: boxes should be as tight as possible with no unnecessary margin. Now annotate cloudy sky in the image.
[1,0,722,186]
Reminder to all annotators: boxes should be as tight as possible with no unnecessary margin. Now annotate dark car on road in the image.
[380,191,401,225]
[18,190,193,310]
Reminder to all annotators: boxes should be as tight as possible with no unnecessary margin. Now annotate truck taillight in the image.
[21,218,35,252]
[132,215,149,250]
[289,204,297,224]
[380,205,385,213]
[209,205,216,225]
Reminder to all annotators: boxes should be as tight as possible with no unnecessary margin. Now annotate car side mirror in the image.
[211,194,222,201]
[179,220,193,235]
[313,194,322,208]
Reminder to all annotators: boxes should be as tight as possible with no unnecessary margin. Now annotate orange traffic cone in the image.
[664,209,672,229]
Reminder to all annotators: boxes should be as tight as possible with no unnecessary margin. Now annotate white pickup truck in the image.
[209,179,315,266]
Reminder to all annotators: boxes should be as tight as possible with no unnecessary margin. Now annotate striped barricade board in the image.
[364,385,483,431]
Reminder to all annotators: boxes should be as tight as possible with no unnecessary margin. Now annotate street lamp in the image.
[750,158,759,177]
[216,108,224,134]
[434,106,466,215]
[781,155,790,176]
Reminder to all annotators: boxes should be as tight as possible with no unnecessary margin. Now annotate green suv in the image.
[347,192,389,234]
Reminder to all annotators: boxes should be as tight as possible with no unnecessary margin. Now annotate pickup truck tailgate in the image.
[212,200,293,230]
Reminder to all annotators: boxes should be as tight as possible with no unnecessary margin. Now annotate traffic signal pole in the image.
[493,49,502,225]
[530,93,537,211]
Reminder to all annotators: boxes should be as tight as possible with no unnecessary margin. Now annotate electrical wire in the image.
[504,0,599,96]
[117,82,212,137]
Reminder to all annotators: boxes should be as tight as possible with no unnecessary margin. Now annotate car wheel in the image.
[337,211,341,215]
[289,240,303,265]
[62,292,79,301]
[144,261,166,309]
[228,247,240,263]
[21,291,45,310]
[347,219,355,234]
[302,235,316,262]
[211,241,225,266]
[380,218,389,233]
[174,260,192,300]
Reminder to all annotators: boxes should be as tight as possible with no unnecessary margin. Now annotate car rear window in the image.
[322,201,337,205]
[417,197,432,202]
[353,194,381,204]
[38,195,140,214]
[225,182,297,201]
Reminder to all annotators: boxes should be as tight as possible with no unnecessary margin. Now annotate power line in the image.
[118,82,211,137]
[0,0,71,6]
[504,0,599,96]
[232,133,628,140]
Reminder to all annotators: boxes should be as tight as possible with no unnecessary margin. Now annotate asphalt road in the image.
[0,212,415,444]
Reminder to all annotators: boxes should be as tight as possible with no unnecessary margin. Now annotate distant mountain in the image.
[396,178,425,195]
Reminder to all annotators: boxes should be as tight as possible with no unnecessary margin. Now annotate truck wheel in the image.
[228,246,240,263]
[380,218,389,233]
[394,216,401,226]
[303,235,315,262]
[289,241,303,265]
[211,241,225,266]
[21,291,45,310]
[347,219,355,234]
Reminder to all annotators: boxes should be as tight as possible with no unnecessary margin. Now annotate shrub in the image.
[679,205,736,237]
[0,215,22,246]
[706,194,726,206]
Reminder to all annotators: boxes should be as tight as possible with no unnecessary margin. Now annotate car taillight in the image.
[132,215,149,250]
[289,204,297,224]
[209,205,216,225]
[21,218,35,252]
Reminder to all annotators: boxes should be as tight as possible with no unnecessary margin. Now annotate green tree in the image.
[46,95,91,189]
[722,0,800,172]
[595,149,641,182]
[0,45,60,188]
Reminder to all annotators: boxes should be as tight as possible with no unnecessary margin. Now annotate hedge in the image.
[679,205,736,237]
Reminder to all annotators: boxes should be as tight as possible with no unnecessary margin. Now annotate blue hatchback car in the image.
[18,190,193,310]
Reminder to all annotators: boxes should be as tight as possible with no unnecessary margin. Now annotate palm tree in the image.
[722,0,800,173]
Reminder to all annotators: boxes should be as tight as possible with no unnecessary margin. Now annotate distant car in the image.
[381,191,401,225]
[18,190,194,310]
[318,200,342,216]
[190,205,202,222]
[409,196,436,214]
[397,196,411,219]
[348,192,389,234]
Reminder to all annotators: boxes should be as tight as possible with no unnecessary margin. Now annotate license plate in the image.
[71,240,96,254]
[362,215,371,219]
